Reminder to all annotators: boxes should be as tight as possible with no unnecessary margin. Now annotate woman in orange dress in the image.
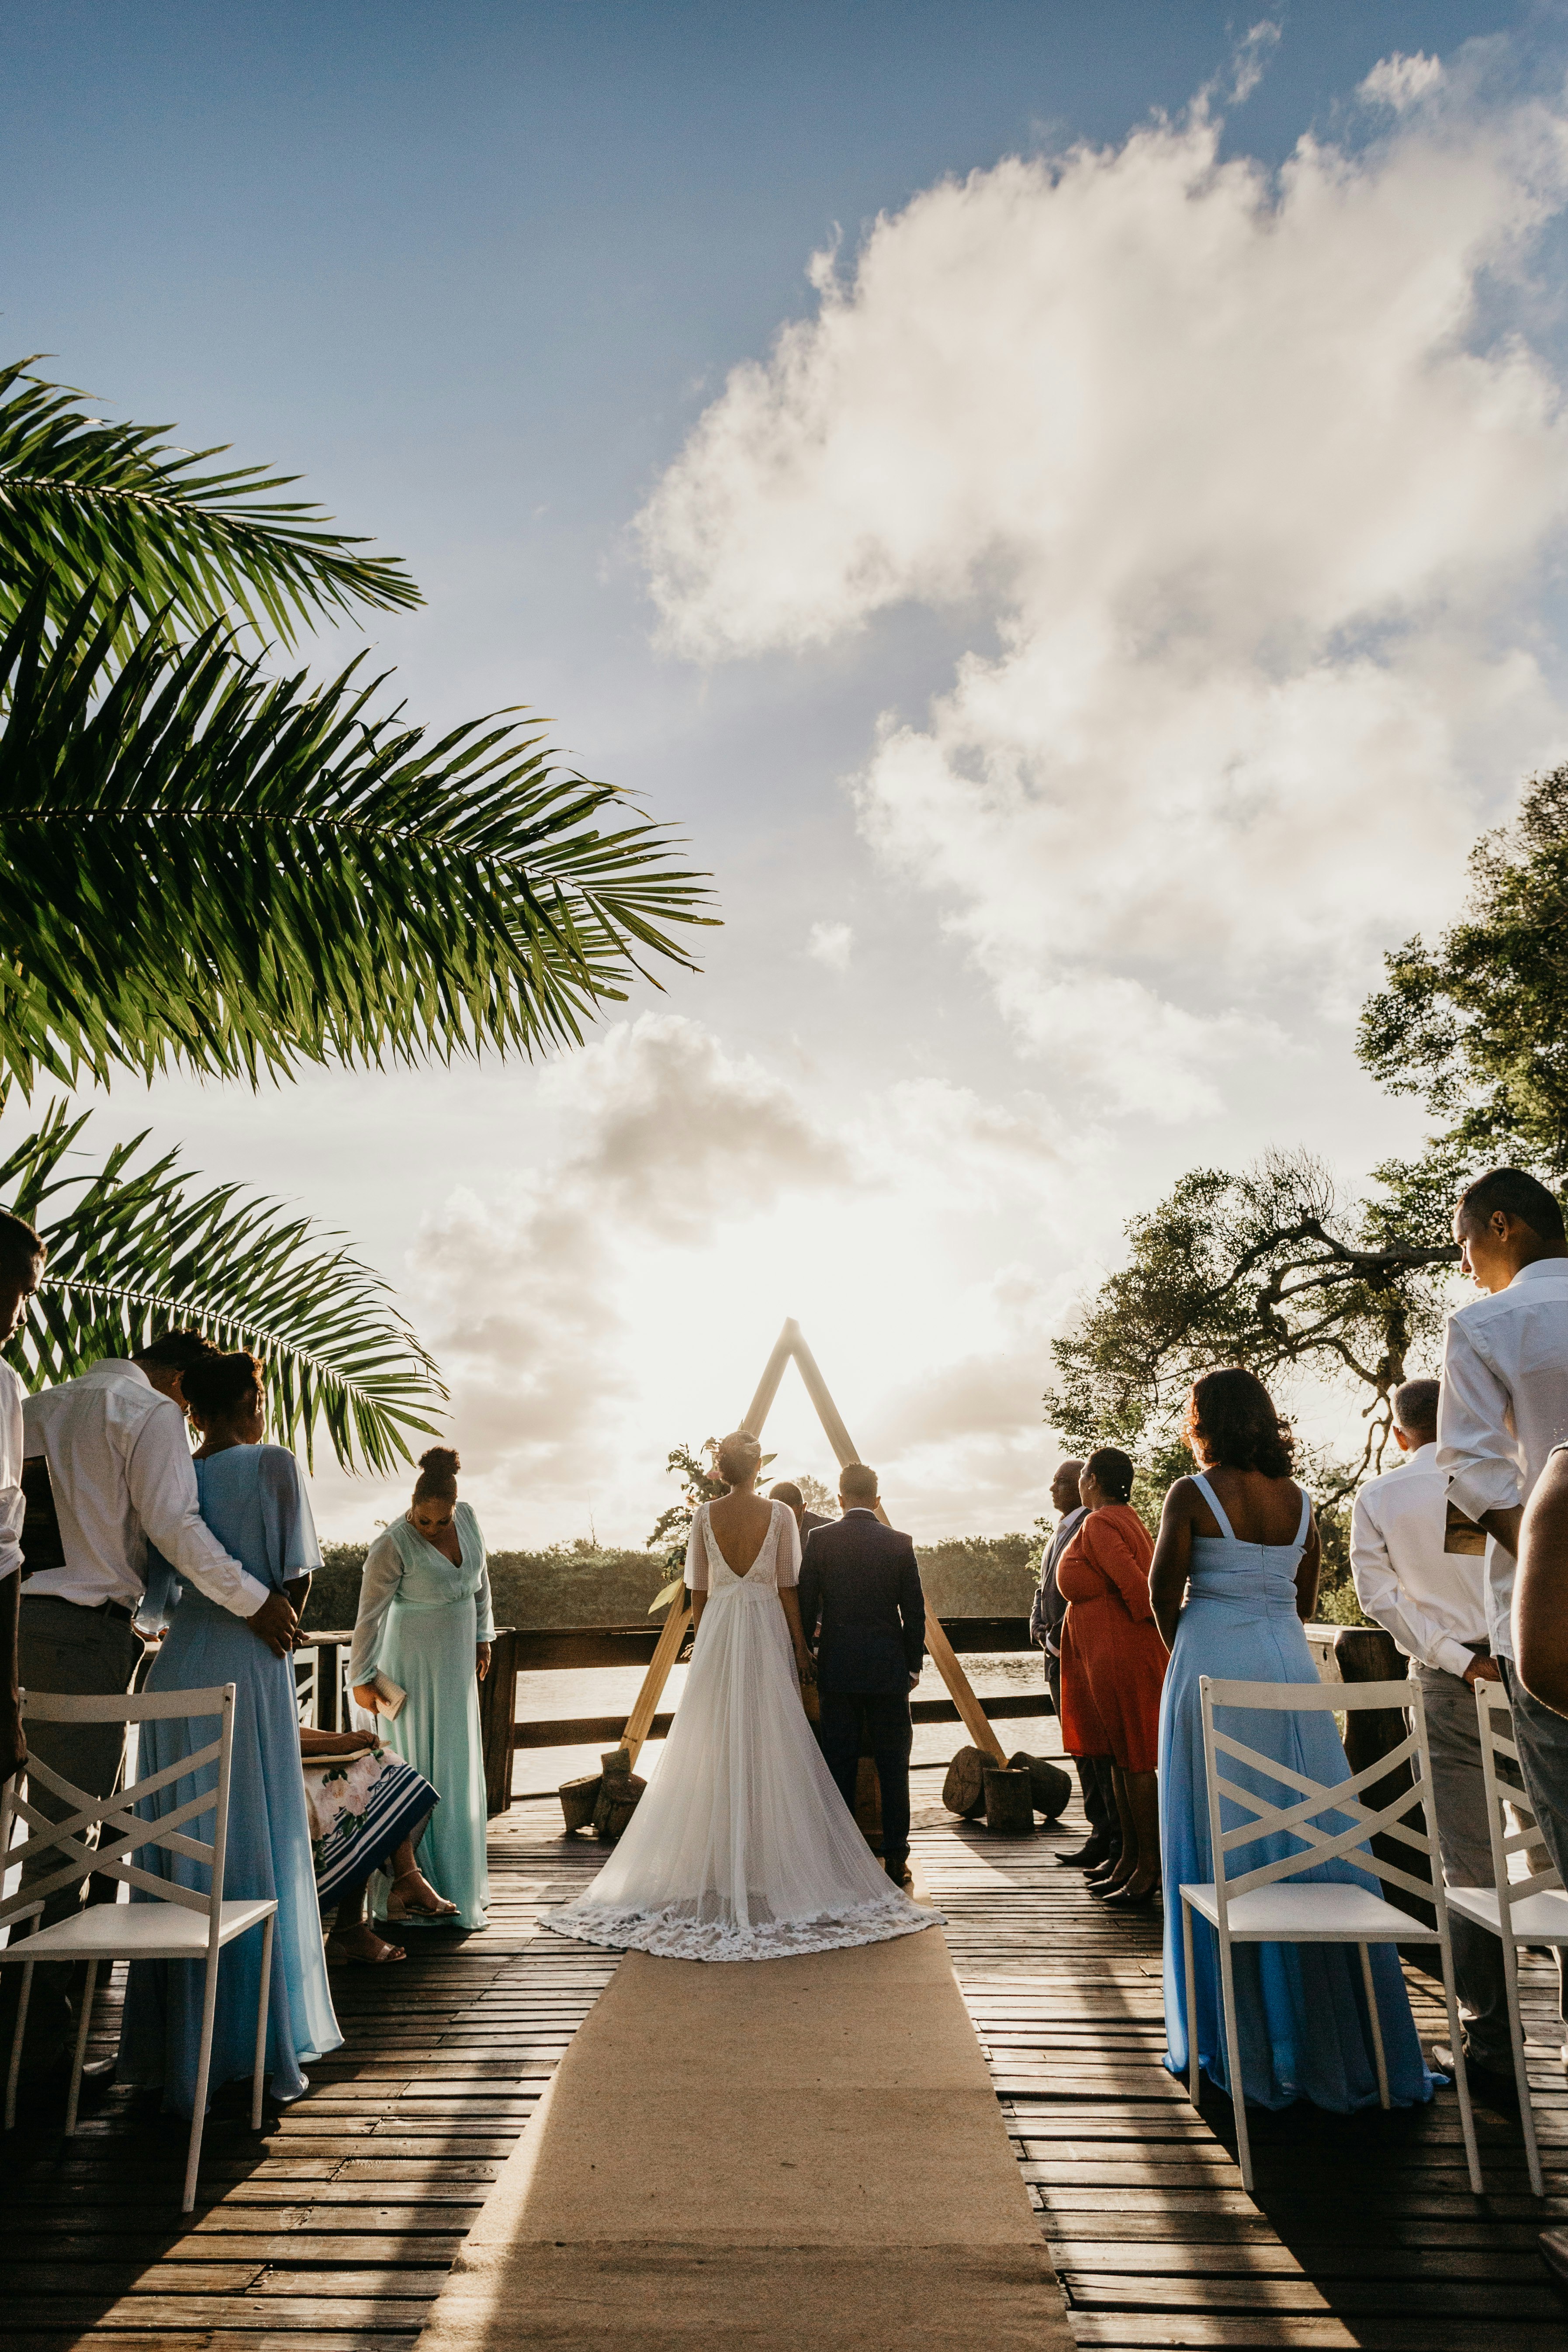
[1056,1447,1168,1910]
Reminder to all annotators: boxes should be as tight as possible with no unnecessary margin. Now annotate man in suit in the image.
[769,1480,833,1543]
[798,1461,924,1887]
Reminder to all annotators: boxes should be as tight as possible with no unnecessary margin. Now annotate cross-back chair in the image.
[1446,1679,1568,2198]
[1180,1673,1481,2196]
[0,1684,277,2211]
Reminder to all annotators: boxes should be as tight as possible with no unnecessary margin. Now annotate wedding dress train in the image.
[544,1499,939,1961]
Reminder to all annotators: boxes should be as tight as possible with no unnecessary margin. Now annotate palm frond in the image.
[0,1103,444,1473]
[0,356,421,655]
[0,579,716,1094]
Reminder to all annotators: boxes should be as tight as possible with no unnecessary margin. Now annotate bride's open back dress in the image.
[545,1499,939,1961]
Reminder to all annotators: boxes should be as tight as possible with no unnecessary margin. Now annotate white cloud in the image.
[806,918,853,969]
[638,55,1568,1110]
[1360,52,1446,111]
[1227,21,1281,107]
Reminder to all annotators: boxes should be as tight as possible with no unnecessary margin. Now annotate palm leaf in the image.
[0,355,421,655]
[0,578,715,1094]
[0,1102,443,1473]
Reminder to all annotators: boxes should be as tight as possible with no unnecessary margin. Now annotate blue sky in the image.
[4,2,1565,1541]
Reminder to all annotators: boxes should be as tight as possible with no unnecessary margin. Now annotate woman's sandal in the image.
[383,1868,459,1923]
[326,1930,406,1966]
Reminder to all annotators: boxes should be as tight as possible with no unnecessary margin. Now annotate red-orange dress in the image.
[1055,1503,1167,1774]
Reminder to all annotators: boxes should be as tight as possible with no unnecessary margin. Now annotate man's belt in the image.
[22,1591,137,1628]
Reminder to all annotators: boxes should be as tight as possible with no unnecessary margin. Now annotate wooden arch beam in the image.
[619,1320,1007,1768]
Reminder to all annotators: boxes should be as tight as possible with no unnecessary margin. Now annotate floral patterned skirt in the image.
[303,1745,439,1906]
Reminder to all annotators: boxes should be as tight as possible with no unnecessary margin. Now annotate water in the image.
[511,1649,1060,1795]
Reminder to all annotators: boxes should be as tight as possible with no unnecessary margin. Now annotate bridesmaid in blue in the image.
[349,1447,492,1930]
[1151,1367,1433,2114]
[120,1351,341,2114]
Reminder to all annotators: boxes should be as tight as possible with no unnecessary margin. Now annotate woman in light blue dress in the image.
[120,1351,341,2115]
[349,1447,492,1930]
[1151,1367,1433,2114]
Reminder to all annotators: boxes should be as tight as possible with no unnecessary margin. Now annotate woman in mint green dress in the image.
[349,1448,492,1930]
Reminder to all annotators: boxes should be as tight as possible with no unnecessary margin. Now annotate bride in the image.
[545,1431,939,1961]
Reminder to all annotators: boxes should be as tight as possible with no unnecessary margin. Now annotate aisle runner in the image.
[416,1893,1072,2351]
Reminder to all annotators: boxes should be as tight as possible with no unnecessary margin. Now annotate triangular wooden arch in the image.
[617,1319,1007,1768]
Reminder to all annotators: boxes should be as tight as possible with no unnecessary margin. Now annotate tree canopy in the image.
[1358,763,1568,1185]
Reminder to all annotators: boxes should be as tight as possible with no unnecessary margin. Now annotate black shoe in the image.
[1102,1880,1162,1912]
[1055,1841,1115,1869]
[1430,2042,1520,2108]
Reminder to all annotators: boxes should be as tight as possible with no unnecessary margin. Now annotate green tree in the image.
[1358,763,1568,1186]
[0,357,713,1463]
[1045,1150,1456,1499]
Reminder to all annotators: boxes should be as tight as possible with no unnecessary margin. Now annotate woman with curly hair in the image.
[1151,1367,1433,2115]
[350,1448,492,1930]
[1054,1448,1168,1909]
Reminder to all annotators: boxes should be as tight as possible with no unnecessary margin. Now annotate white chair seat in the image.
[1182,1879,1435,1941]
[1447,1883,1568,1943]
[0,1896,276,1964]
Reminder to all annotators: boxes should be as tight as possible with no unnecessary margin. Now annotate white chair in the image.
[0,1684,277,2211]
[1179,1673,1481,2196]
[1445,1679,1568,2198]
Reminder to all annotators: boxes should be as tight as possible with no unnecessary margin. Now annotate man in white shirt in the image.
[14,1331,295,2080]
[1437,1166,1568,2043]
[1352,1377,1509,2086]
[0,1209,46,1789]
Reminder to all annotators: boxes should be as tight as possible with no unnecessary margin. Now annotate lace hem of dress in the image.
[540,1892,944,1962]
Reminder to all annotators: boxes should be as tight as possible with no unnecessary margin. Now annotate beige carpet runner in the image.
[416,1897,1073,2350]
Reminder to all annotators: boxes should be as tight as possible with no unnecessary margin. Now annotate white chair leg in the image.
[1436,1924,1483,2195]
[6,1959,34,2131]
[252,1914,274,2132]
[1500,1932,1544,2200]
[1217,1932,1253,2195]
[64,1959,98,2135]
[1358,1944,1390,2111]
[1181,1897,1200,2111]
[183,1944,224,2214]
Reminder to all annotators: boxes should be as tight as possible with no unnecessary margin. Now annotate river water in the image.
[511,1648,1063,1795]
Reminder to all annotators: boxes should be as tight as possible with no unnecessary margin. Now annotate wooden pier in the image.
[6,1776,1567,2349]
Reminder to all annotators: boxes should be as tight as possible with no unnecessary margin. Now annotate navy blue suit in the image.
[798,1509,925,1879]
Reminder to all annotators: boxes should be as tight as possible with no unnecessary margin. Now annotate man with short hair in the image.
[0,1209,45,1789]
[798,1463,924,1887]
[1437,1166,1568,2061]
[769,1479,833,1542]
[13,1330,297,2080]
[1353,1377,1511,2093]
[1031,1458,1118,1872]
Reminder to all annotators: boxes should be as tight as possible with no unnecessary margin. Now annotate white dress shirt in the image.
[1436,1256,1568,1662]
[1350,1442,1487,1679]
[21,1360,268,1619]
[0,1359,24,1583]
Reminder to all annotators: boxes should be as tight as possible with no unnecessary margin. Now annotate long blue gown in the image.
[349,1502,492,1929]
[1159,1474,1434,2112]
[119,1446,342,2115]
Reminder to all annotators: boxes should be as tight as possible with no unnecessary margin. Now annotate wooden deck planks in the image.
[10,1777,1568,2349]
[913,1783,1568,2349]
[2,1806,613,2348]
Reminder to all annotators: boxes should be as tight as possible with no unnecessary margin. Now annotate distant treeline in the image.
[301,1531,1041,1634]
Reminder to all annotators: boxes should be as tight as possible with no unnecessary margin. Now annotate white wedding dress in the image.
[544,1499,939,1961]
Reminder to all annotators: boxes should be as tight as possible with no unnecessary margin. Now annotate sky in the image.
[4,0,1568,1545]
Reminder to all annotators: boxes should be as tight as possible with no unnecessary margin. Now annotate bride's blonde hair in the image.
[714,1429,763,1487]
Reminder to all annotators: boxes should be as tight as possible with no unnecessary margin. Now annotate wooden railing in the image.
[295,1615,1043,1814]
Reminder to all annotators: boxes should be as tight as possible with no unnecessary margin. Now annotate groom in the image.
[798,1462,925,1887]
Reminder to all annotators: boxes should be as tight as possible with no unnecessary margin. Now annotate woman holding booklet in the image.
[349,1446,493,1930]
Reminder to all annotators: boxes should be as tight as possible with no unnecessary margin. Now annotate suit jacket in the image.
[799,1508,926,1696]
[1029,1505,1088,1658]
[800,1508,833,1539]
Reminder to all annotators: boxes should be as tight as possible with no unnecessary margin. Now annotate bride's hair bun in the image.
[414,1445,460,1503]
[714,1429,762,1486]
